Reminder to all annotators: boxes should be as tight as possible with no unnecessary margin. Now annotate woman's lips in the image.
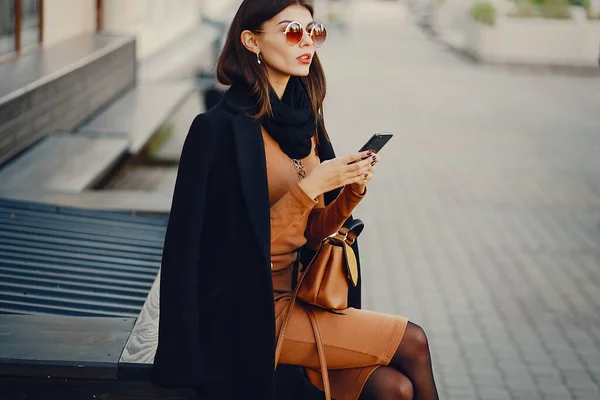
[297,54,312,64]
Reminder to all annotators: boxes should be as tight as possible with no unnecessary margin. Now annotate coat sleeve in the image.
[152,113,217,386]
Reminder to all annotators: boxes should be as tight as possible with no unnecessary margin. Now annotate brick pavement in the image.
[318,1,600,398]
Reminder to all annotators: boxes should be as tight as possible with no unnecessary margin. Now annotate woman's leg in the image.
[389,322,439,400]
[360,366,414,400]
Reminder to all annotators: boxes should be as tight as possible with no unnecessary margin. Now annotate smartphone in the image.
[359,133,393,153]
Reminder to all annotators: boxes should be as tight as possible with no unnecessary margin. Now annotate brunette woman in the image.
[153,1,439,399]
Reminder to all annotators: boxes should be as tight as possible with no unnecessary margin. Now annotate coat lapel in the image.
[231,113,271,267]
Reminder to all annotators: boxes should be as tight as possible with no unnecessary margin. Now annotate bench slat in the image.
[0,314,136,379]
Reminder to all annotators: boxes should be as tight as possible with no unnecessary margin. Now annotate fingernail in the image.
[367,151,372,156]
[364,173,368,177]
[371,162,375,166]
[372,155,376,160]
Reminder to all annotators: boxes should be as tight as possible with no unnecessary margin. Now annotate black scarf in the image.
[260,77,317,160]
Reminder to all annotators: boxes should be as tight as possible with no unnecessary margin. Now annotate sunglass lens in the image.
[285,22,303,45]
[312,24,327,47]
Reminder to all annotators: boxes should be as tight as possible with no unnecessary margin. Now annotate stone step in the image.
[79,82,194,154]
[0,132,128,192]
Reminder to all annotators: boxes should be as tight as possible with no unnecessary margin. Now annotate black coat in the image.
[152,83,363,399]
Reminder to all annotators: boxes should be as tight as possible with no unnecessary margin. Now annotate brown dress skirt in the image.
[273,269,408,400]
[264,127,409,400]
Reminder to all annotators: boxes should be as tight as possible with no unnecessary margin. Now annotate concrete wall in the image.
[43,0,96,47]
[102,0,204,59]
[42,0,213,59]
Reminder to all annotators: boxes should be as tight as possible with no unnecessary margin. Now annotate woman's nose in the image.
[299,31,313,47]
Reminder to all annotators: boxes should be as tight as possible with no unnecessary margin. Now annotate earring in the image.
[256,52,261,64]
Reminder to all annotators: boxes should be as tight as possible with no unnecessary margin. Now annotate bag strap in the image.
[275,251,332,400]
[337,218,364,245]
[291,249,302,290]
[307,308,331,400]
[276,220,365,399]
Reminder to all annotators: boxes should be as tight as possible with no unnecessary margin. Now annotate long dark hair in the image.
[217,0,327,127]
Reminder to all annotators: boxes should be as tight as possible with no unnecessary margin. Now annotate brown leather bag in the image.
[296,221,362,311]
[274,220,364,400]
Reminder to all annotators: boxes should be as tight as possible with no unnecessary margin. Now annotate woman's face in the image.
[255,5,317,81]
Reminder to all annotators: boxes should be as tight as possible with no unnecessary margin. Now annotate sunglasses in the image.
[256,21,327,48]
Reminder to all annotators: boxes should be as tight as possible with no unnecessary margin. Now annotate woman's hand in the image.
[350,153,379,194]
[298,151,379,199]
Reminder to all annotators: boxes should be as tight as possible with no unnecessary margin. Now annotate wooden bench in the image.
[0,277,182,400]
[0,198,195,399]
[0,314,198,400]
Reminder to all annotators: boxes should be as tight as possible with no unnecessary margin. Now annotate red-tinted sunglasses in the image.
[256,21,327,48]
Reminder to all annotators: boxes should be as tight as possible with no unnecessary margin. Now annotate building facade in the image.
[0,0,212,61]
[0,0,228,166]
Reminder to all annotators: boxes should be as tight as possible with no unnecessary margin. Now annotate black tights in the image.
[359,322,439,400]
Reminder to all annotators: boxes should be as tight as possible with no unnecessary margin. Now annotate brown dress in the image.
[264,127,409,400]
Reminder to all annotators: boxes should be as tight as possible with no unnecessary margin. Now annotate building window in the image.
[21,0,41,48]
[0,0,17,57]
[0,0,43,59]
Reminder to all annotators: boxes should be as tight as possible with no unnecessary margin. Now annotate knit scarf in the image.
[260,77,317,160]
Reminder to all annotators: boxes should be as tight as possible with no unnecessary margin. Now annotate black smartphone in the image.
[359,133,393,153]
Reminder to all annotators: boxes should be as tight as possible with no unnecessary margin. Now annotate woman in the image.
[153,1,440,399]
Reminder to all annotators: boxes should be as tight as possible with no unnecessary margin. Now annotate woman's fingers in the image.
[334,152,380,187]
[341,151,372,165]
[358,159,372,173]
[367,165,376,177]
[340,151,380,166]
[344,164,376,187]
[346,156,373,175]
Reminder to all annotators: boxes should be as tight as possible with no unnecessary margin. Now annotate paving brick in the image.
[442,384,479,398]
[569,391,600,400]
[476,387,513,400]
[541,393,573,400]
[510,390,544,400]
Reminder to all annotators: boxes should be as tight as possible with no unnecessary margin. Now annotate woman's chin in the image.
[290,66,311,77]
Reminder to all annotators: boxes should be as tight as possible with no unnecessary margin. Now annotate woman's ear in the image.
[241,30,260,54]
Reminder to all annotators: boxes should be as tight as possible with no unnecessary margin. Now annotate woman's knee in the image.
[392,373,414,399]
[396,322,431,362]
[362,366,414,400]
[409,322,430,357]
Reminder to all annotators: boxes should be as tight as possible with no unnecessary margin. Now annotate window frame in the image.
[96,0,103,32]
